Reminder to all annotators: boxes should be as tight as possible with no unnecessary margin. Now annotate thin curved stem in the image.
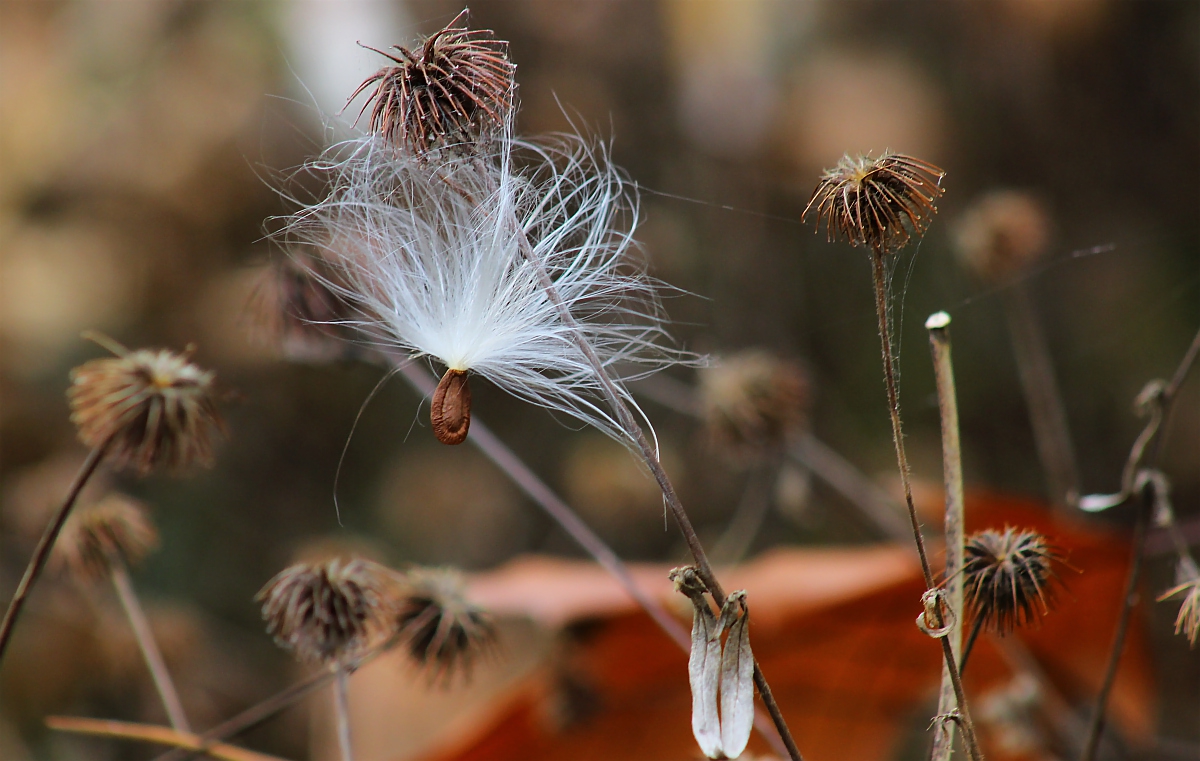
[334,668,353,761]
[0,441,110,666]
[46,716,285,761]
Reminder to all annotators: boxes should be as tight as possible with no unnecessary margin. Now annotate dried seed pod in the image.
[963,527,1062,634]
[257,558,397,666]
[431,368,471,445]
[350,9,516,154]
[698,350,810,454]
[955,190,1051,282]
[68,336,223,475]
[397,567,494,677]
[54,494,158,581]
[803,153,945,254]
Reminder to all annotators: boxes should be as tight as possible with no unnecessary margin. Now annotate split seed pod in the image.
[351,9,515,154]
[803,153,945,254]
[431,369,471,445]
[68,335,222,475]
[963,527,1062,634]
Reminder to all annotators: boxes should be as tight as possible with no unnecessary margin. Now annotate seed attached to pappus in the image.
[431,369,471,445]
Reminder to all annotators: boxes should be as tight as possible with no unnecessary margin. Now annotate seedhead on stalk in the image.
[351,9,515,155]
[698,349,810,455]
[955,190,1051,281]
[68,335,222,474]
[397,567,495,677]
[803,153,945,254]
[964,527,1062,634]
[54,494,158,582]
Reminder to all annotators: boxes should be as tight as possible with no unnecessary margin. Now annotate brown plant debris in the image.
[803,153,945,254]
[351,9,516,154]
[257,558,398,665]
[963,527,1062,634]
[397,566,495,677]
[68,337,223,475]
[55,494,158,581]
[1158,576,1200,647]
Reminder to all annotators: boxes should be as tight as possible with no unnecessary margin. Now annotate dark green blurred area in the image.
[1,1,1196,758]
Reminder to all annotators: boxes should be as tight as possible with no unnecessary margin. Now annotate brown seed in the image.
[431,368,471,445]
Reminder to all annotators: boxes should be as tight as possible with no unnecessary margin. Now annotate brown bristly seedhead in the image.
[698,350,810,455]
[803,153,945,254]
[397,566,495,678]
[963,527,1062,634]
[1158,577,1200,647]
[257,557,398,666]
[54,494,158,581]
[431,368,471,445]
[350,9,516,155]
[248,255,361,362]
[68,335,223,475]
[954,190,1051,282]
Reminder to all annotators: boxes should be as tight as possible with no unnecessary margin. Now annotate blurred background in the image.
[1,1,1197,759]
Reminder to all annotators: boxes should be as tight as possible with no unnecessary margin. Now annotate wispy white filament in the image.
[278,128,692,440]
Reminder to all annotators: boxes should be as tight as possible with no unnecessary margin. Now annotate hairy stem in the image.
[870,252,982,761]
[475,158,803,761]
[112,562,191,732]
[0,441,110,666]
[335,668,353,761]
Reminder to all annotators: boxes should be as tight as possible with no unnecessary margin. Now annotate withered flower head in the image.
[955,190,1051,282]
[55,494,158,581]
[397,566,494,677]
[351,9,516,154]
[68,336,222,475]
[698,350,810,454]
[803,153,945,254]
[248,255,362,362]
[257,558,397,665]
[964,527,1062,634]
[1158,573,1200,648]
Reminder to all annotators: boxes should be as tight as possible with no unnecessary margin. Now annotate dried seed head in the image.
[698,350,810,454]
[955,191,1051,282]
[55,494,158,581]
[963,527,1062,634]
[1158,576,1200,647]
[247,256,363,362]
[397,567,494,677]
[257,558,397,665]
[68,337,222,475]
[351,9,516,155]
[431,368,472,445]
[803,153,945,254]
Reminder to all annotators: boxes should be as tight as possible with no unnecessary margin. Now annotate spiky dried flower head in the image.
[698,350,810,454]
[351,9,515,155]
[955,190,1051,282]
[54,494,158,581]
[963,527,1062,634]
[257,557,398,666]
[803,153,945,254]
[247,255,363,362]
[397,566,495,677]
[68,334,222,475]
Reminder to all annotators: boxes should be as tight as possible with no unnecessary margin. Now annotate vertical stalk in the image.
[927,312,966,761]
[334,668,353,761]
[870,250,982,761]
[1002,284,1080,510]
[0,441,110,665]
[111,562,191,732]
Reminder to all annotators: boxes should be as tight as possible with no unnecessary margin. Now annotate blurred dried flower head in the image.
[1158,576,1200,647]
[257,558,398,666]
[351,9,516,154]
[247,256,362,363]
[68,335,222,474]
[397,566,495,677]
[803,153,945,253]
[55,494,158,581]
[964,527,1062,634]
[699,350,810,454]
[955,191,1051,282]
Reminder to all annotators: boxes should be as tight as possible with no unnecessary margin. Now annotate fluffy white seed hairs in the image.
[277,124,692,442]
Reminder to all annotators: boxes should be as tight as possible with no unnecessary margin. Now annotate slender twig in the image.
[790,434,910,541]
[0,440,111,666]
[869,250,982,761]
[958,617,984,677]
[111,561,191,732]
[456,160,805,760]
[334,668,353,761]
[928,313,966,761]
[46,716,286,761]
[1002,284,1081,510]
[1081,325,1200,761]
[712,457,781,564]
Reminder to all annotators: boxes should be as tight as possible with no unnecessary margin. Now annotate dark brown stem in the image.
[473,158,803,760]
[0,441,110,666]
[959,616,984,677]
[870,251,982,761]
